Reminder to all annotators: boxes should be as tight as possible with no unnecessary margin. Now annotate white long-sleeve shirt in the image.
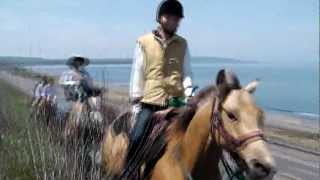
[129,42,193,100]
[41,84,57,103]
[59,68,93,87]
[34,82,44,98]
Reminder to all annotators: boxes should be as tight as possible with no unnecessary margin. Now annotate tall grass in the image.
[0,79,111,180]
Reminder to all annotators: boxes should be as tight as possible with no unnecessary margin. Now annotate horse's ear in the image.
[244,79,260,93]
[216,69,240,88]
[216,69,227,86]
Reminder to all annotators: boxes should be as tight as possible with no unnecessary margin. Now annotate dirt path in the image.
[271,143,320,180]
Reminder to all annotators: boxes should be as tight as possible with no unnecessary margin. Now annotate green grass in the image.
[0,79,36,180]
[0,79,107,180]
[0,79,63,180]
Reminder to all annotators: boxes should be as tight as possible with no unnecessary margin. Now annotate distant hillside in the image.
[194,56,259,64]
[0,56,131,66]
[0,56,258,66]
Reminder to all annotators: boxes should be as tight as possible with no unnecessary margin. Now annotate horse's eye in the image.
[226,112,237,121]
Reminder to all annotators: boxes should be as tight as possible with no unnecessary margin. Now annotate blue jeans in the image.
[126,103,166,162]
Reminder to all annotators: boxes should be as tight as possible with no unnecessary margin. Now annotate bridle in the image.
[210,96,265,152]
[209,96,265,179]
[177,94,266,180]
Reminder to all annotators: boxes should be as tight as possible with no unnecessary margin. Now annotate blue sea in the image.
[27,61,319,120]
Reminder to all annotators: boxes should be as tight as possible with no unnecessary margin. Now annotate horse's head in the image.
[212,69,276,180]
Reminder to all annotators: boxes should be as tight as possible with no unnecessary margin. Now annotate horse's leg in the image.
[64,108,78,142]
[45,103,50,126]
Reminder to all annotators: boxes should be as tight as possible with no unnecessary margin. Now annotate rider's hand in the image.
[184,86,198,98]
[132,103,142,114]
[184,96,192,103]
[130,97,142,105]
[184,86,198,103]
[130,96,142,115]
[184,87,193,98]
[130,102,142,131]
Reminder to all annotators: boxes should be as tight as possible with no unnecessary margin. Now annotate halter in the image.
[210,97,265,152]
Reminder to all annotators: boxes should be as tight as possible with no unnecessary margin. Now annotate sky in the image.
[0,0,318,63]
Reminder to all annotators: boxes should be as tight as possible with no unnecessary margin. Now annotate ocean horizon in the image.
[27,60,319,121]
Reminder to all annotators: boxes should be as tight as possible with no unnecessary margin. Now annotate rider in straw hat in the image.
[126,0,194,173]
[59,55,94,102]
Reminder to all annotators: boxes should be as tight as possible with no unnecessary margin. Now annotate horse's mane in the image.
[164,85,216,139]
[167,82,241,136]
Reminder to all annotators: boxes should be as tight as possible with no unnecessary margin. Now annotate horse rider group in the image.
[32,76,56,107]
[32,0,195,172]
[33,55,97,105]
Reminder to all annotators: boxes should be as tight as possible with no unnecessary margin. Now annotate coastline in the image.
[0,67,319,180]
[0,68,318,152]
[24,63,320,123]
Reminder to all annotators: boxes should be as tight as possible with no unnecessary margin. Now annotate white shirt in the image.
[33,83,56,103]
[129,41,193,100]
[59,68,93,87]
[34,82,44,98]
[41,84,56,98]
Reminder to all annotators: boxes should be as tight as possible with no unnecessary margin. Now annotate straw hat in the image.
[66,56,90,67]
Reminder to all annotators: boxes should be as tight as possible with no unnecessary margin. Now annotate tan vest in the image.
[138,33,187,106]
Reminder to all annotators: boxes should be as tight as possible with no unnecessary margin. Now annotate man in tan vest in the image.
[127,0,194,169]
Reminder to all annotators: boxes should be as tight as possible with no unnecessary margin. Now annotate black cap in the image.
[156,0,184,22]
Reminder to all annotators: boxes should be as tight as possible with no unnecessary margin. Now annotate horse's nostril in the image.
[253,161,271,175]
[249,159,274,178]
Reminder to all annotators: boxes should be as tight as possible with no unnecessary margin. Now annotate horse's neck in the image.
[179,99,214,171]
[192,141,223,180]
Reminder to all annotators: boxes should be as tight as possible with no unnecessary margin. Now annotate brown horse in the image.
[102,69,277,180]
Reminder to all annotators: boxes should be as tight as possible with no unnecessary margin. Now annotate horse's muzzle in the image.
[247,158,277,180]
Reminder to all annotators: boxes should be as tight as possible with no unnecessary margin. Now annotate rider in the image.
[41,77,57,105]
[127,0,194,167]
[59,56,94,102]
[32,76,48,107]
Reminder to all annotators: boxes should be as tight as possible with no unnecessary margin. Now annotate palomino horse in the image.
[102,69,277,180]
